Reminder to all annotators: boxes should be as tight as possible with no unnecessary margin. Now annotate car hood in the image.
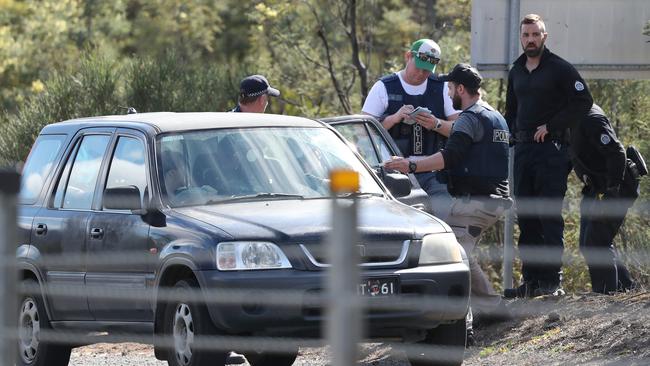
[172,197,448,241]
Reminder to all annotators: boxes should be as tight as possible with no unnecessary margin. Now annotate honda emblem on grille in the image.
[356,245,366,257]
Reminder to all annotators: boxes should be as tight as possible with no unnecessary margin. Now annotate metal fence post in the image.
[0,169,20,366]
[327,170,362,366]
[503,0,521,291]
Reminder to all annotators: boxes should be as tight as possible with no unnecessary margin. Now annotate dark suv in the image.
[16,112,469,366]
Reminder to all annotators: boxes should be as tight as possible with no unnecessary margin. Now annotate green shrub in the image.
[125,53,244,112]
[0,54,122,164]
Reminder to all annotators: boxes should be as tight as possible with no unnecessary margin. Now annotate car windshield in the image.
[157,126,384,207]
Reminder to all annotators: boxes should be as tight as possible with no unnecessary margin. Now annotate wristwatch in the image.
[408,161,417,174]
[433,118,443,130]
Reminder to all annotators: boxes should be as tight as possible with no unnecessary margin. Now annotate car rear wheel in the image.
[245,346,299,366]
[408,320,466,366]
[17,279,72,366]
[164,279,228,366]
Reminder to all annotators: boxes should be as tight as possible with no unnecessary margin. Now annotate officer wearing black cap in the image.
[231,75,280,113]
[386,63,512,324]
[571,104,645,293]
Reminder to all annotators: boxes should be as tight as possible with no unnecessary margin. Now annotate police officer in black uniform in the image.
[504,14,593,297]
[386,63,512,325]
[571,104,643,293]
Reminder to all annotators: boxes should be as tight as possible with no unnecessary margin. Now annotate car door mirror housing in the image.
[383,173,412,198]
[104,186,144,213]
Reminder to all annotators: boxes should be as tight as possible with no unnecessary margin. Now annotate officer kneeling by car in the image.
[570,104,647,294]
[385,63,512,328]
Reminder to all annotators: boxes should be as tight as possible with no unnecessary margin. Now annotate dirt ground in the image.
[464,291,650,365]
[71,291,650,365]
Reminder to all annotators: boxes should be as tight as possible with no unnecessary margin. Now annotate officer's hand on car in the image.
[384,156,410,174]
[534,124,548,142]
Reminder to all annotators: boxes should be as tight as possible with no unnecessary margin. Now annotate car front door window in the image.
[334,123,381,166]
[105,136,147,207]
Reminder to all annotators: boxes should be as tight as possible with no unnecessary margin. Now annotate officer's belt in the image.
[514,130,564,143]
[454,193,513,211]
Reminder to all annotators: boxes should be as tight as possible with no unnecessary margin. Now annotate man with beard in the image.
[362,39,460,221]
[504,14,593,298]
[385,64,512,325]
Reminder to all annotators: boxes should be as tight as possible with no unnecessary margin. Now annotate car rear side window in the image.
[104,136,147,208]
[56,135,111,210]
[19,134,66,204]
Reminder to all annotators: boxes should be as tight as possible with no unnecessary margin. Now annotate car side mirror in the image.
[383,173,412,198]
[104,185,144,214]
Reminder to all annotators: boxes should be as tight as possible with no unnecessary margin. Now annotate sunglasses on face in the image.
[412,51,440,65]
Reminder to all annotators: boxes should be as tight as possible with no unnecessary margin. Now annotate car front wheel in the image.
[245,346,299,366]
[17,279,72,366]
[408,320,466,366]
[164,279,228,366]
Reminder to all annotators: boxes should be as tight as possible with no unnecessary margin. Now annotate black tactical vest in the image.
[381,73,446,156]
[449,103,509,181]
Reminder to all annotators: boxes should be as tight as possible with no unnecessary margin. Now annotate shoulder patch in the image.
[493,129,509,143]
[574,81,585,91]
[600,133,611,145]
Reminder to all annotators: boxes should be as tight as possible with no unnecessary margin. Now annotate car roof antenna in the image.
[119,106,138,114]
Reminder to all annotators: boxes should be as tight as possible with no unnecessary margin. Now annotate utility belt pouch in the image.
[621,158,641,199]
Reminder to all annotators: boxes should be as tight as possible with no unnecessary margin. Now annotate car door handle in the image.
[90,228,104,239]
[35,223,47,236]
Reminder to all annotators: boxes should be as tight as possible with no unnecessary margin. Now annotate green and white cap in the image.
[410,39,441,72]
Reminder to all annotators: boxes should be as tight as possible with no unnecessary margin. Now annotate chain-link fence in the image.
[2,166,649,366]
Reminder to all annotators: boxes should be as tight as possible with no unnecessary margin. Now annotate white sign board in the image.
[471,0,650,79]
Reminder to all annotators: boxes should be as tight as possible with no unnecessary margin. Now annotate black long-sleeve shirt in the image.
[505,47,593,135]
[570,104,626,190]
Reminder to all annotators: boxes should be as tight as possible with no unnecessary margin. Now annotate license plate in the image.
[358,277,398,297]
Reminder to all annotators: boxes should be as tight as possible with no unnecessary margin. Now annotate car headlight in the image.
[418,233,463,265]
[217,242,292,271]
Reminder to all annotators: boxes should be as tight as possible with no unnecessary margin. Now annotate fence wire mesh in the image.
[2,186,649,366]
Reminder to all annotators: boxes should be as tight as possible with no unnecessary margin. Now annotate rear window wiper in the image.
[208,193,305,204]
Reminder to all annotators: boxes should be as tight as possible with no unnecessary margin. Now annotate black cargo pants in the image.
[579,191,635,293]
[513,141,571,286]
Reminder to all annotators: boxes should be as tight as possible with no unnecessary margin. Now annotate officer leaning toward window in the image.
[570,104,645,294]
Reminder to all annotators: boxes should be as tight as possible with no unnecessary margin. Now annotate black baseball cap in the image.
[440,63,482,89]
[239,75,280,98]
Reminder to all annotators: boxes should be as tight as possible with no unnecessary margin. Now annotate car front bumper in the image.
[196,262,470,339]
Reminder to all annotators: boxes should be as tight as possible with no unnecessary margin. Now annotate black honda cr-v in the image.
[16,112,469,366]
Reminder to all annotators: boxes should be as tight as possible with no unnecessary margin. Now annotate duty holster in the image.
[620,146,647,199]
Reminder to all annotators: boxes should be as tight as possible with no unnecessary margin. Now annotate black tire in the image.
[163,278,228,366]
[245,347,299,366]
[408,320,466,366]
[17,279,72,366]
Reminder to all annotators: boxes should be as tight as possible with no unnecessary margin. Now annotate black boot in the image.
[504,281,536,298]
[533,280,565,297]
